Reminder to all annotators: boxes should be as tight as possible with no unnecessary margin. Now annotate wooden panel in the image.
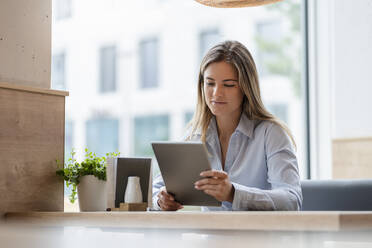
[4,211,372,231]
[0,82,69,96]
[0,87,65,211]
[333,137,372,178]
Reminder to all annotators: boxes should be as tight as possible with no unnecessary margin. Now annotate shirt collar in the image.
[235,112,255,138]
[204,112,255,144]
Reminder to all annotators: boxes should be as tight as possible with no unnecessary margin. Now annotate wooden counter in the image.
[4,211,372,231]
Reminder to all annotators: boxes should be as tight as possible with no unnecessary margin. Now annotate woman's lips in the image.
[211,101,227,105]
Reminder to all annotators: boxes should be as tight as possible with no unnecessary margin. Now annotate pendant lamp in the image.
[195,0,282,8]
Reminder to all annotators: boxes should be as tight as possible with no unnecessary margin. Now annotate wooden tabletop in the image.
[4,211,372,231]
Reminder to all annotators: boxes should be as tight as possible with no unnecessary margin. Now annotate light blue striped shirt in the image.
[153,113,303,211]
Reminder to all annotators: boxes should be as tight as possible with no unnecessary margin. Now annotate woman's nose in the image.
[213,84,223,96]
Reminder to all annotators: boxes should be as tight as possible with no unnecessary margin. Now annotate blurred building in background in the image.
[51,0,306,206]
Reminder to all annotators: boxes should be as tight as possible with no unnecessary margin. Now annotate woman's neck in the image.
[215,110,242,139]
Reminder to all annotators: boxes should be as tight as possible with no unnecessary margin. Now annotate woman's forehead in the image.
[204,61,238,79]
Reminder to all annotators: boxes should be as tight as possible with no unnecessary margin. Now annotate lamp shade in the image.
[195,0,282,8]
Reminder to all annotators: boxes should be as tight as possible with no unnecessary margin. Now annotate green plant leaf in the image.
[55,148,119,203]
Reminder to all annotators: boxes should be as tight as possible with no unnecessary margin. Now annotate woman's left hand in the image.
[194,170,235,202]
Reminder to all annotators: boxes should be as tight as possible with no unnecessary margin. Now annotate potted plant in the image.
[56,148,119,211]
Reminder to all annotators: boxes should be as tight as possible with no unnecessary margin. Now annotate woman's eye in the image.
[206,82,215,86]
[224,84,235,87]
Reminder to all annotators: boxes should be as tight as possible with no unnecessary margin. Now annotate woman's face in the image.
[203,61,244,118]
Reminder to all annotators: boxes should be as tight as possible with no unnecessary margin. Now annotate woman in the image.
[153,40,302,211]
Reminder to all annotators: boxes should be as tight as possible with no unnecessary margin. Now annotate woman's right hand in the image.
[157,187,183,211]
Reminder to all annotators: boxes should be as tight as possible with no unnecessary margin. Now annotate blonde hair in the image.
[187,40,296,149]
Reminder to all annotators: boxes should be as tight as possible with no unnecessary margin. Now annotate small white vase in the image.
[77,175,107,211]
[124,176,143,203]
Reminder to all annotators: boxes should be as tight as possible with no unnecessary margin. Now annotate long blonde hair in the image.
[187,40,296,149]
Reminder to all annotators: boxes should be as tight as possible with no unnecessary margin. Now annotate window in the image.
[54,0,72,20]
[267,104,288,124]
[86,118,119,157]
[65,120,74,159]
[51,53,66,90]
[134,115,169,156]
[184,111,194,126]
[199,29,220,60]
[99,46,117,93]
[256,21,283,76]
[64,120,74,198]
[139,38,159,88]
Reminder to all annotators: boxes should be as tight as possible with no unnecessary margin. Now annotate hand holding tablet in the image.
[151,141,221,207]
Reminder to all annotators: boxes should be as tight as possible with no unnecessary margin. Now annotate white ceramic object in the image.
[77,175,107,211]
[124,176,143,203]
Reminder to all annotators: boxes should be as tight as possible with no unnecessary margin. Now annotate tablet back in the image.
[152,141,221,206]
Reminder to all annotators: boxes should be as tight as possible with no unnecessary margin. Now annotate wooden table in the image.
[3,211,372,248]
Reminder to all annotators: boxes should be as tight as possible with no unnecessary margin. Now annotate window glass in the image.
[134,115,169,157]
[86,118,119,157]
[52,0,307,210]
[51,53,66,90]
[139,38,159,88]
[199,29,220,60]
[54,0,72,20]
[99,46,117,93]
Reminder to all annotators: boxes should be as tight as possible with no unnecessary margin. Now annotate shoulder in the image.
[255,121,294,151]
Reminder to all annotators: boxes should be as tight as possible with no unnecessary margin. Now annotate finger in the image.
[200,170,228,179]
[202,189,220,199]
[160,190,175,201]
[159,196,182,208]
[160,198,182,210]
[195,184,221,191]
[194,178,222,186]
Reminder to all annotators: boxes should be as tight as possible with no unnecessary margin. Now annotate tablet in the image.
[151,141,221,206]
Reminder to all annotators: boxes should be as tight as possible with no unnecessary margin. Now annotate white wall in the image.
[332,0,372,139]
[0,0,51,88]
[309,0,372,179]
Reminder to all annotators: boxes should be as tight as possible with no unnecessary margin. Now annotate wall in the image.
[0,0,58,215]
[0,0,51,88]
[310,0,372,178]
[332,0,372,139]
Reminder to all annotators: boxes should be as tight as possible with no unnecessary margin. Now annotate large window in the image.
[256,21,283,76]
[199,29,220,60]
[86,118,119,157]
[267,104,288,124]
[134,115,169,157]
[99,46,117,93]
[54,0,72,20]
[52,0,308,210]
[65,120,74,159]
[139,38,159,89]
[51,52,66,90]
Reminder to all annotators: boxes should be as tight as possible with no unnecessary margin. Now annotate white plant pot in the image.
[77,175,107,211]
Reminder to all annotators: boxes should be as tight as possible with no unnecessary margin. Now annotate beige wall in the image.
[0,0,51,88]
[333,137,372,179]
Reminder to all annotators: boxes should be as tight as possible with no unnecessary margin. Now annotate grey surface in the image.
[152,142,221,206]
[301,179,372,211]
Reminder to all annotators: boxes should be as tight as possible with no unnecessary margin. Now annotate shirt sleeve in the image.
[152,164,165,210]
[231,122,303,211]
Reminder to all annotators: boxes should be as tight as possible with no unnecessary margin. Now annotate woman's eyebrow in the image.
[222,79,238,82]
[205,77,238,82]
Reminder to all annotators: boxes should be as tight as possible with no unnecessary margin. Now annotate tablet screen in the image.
[152,141,221,206]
